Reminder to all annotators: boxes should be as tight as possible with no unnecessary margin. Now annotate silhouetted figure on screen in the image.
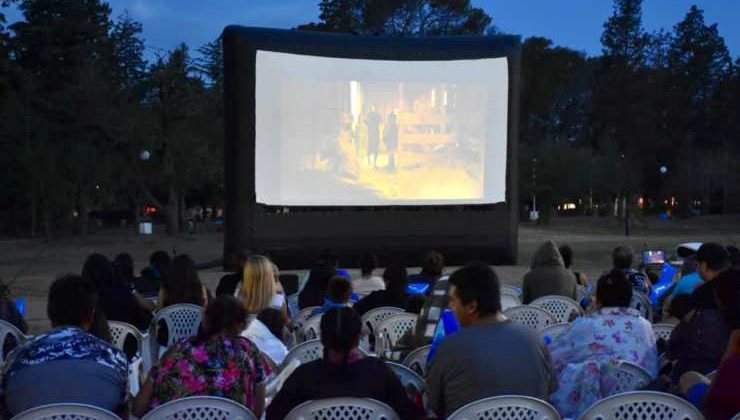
[365,106,381,168]
[383,111,399,171]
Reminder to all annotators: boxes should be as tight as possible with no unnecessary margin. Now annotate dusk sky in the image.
[4,1,739,60]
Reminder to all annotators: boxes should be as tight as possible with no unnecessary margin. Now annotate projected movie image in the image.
[255,52,508,206]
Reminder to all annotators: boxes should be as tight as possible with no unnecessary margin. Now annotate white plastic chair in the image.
[541,322,571,343]
[447,395,561,420]
[386,362,425,394]
[501,293,522,311]
[292,306,320,342]
[141,396,256,420]
[360,307,405,351]
[531,295,584,323]
[705,369,717,381]
[285,397,399,420]
[108,321,152,373]
[374,313,417,360]
[730,413,740,420]
[503,305,557,332]
[630,293,653,321]
[10,403,121,420]
[612,360,652,394]
[501,284,522,297]
[651,323,675,342]
[301,314,322,341]
[281,339,369,371]
[578,391,703,420]
[401,345,431,377]
[150,304,203,361]
[0,319,29,364]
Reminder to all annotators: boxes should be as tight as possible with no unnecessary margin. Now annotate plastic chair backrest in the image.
[285,397,399,420]
[0,319,28,363]
[501,285,522,297]
[503,305,557,332]
[447,395,561,420]
[541,322,571,343]
[281,340,369,371]
[730,413,740,420]
[10,403,121,420]
[501,293,522,311]
[361,307,405,335]
[612,361,652,394]
[401,345,431,377]
[301,314,322,342]
[140,396,257,420]
[630,293,653,321]
[153,304,203,347]
[375,313,417,360]
[578,391,703,420]
[530,295,583,323]
[386,362,425,393]
[651,323,675,342]
[292,307,320,341]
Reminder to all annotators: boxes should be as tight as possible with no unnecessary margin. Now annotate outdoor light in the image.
[659,166,667,174]
[140,150,151,161]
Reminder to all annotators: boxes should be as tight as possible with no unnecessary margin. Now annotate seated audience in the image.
[133,295,270,418]
[679,268,740,419]
[159,254,208,308]
[0,275,128,417]
[83,253,152,331]
[559,244,588,287]
[670,255,702,299]
[135,250,170,298]
[298,262,336,310]
[353,252,385,295]
[354,263,409,315]
[522,241,577,303]
[612,245,651,295]
[427,262,555,418]
[311,275,353,317]
[238,255,281,315]
[216,249,248,296]
[321,248,352,281]
[548,269,658,418]
[242,307,288,366]
[407,250,445,286]
[668,243,731,380]
[267,307,423,420]
[113,253,136,286]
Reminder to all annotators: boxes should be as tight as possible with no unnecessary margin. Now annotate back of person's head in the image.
[681,255,698,276]
[559,245,574,269]
[612,246,634,270]
[305,262,336,292]
[320,248,340,268]
[359,252,378,277]
[197,295,247,343]
[421,250,444,277]
[383,263,408,293]
[327,276,352,303]
[149,250,171,273]
[448,261,501,317]
[113,253,135,284]
[320,307,362,369]
[47,274,98,328]
[596,269,633,308]
[257,307,286,340]
[82,253,116,288]
[696,242,730,272]
[713,269,740,330]
[231,249,249,268]
[162,254,204,307]
[241,255,276,313]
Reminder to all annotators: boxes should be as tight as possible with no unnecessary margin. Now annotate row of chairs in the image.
[10,390,718,420]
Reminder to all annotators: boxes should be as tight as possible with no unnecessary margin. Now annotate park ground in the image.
[1,215,738,334]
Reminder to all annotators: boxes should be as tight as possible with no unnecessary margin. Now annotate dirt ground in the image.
[1,215,738,334]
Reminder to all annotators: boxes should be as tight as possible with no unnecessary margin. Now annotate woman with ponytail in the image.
[267,307,423,420]
[133,295,271,418]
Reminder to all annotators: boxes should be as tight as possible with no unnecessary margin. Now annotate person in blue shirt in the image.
[407,251,444,287]
[310,276,353,318]
[671,256,703,299]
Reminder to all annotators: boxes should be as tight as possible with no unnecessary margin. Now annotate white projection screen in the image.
[255,51,509,206]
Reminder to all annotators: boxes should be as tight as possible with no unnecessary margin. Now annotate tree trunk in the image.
[165,187,179,236]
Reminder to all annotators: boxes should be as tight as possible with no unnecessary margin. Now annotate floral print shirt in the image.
[548,307,658,419]
[149,334,271,411]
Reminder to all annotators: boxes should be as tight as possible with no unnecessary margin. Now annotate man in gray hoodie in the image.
[522,241,578,304]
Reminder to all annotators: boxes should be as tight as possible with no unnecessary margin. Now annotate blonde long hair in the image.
[239,255,276,314]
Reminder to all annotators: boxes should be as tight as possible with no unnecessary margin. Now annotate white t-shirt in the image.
[352,275,385,295]
[241,318,288,365]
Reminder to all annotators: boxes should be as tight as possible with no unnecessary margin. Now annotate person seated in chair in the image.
[311,276,353,317]
[267,307,423,420]
[354,264,409,316]
[0,275,129,418]
[133,295,271,418]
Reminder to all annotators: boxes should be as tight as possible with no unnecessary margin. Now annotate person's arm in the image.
[131,377,154,418]
[253,382,265,419]
[426,343,449,418]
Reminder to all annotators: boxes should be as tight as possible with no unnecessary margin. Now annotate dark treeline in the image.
[0,0,738,238]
